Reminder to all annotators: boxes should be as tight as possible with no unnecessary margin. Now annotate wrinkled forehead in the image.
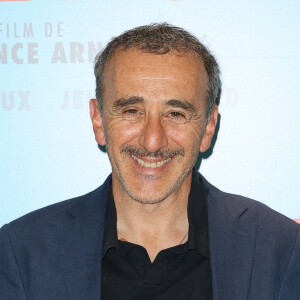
[102,48,209,105]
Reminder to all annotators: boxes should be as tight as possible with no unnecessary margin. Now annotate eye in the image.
[169,111,185,118]
[124,109,138,115]
[122,108,143,120]
[165,111,188,124]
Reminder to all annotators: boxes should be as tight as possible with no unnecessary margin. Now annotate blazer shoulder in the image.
[2,176,111,238]
[200,172,298,238]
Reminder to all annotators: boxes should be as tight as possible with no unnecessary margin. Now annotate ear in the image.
[89,99,106,146]
[200,105,218,153]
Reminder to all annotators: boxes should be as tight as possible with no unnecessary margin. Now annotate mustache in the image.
[121,145,184,158]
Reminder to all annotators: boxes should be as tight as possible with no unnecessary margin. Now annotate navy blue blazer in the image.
[1,172,299,299]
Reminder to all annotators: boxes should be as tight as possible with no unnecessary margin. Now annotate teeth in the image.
[131,155,172,168]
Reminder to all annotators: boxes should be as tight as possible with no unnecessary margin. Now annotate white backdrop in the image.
[1,0,299,226]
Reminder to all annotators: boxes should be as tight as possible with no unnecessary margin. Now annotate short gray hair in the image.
[94,23,221,117]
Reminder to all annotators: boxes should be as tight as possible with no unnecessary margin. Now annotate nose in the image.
[138,115,168,153]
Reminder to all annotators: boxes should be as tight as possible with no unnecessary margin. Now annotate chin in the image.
[125,190,171,205]
[120,177,184,205]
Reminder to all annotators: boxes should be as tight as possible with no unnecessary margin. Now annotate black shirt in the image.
[101,171,212,299]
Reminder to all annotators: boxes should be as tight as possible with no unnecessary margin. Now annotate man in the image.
[0,24,299,299]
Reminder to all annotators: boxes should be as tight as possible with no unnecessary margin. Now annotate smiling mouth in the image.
[131,155,172,168]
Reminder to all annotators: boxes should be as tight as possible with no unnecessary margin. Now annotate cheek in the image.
[108,120,143,144]
[166,125,201,146]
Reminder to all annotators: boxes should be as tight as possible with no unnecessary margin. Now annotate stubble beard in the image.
[102,120,205,204]
[105,141,201,205]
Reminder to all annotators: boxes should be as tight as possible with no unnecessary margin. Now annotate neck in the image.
[112,173,192,261]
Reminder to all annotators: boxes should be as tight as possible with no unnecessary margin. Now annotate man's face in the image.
[90,48,217,204]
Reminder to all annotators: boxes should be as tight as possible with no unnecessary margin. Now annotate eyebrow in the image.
[165,99,197,113]
[112,97,196,113]
[112,96,144,111]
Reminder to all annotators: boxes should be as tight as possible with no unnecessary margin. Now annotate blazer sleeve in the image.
[278,224,300,299]
[0,224,26,300]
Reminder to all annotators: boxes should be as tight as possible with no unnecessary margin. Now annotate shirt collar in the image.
[102,182,118,258]
[187,169,210,258]
[102,169,210,259]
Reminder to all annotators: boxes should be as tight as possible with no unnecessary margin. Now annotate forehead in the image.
[102,48,208,104]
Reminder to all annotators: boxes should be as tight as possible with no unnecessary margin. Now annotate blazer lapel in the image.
[207,191,257,300]
[55,171,257,299]
[56,176,111,300]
